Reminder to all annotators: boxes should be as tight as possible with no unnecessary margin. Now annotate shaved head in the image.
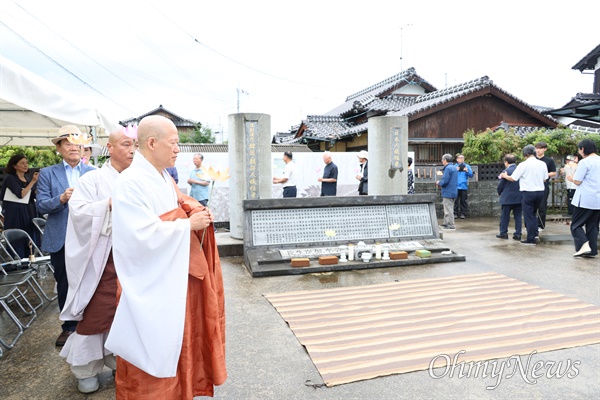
[109,126,127,144]
[107,126,135,172]
[138,115,174,150]
[137,115,180,174]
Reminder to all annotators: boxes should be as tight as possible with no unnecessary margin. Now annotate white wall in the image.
[174,151,375,222]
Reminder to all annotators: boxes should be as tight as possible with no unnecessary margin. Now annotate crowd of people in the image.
[1,117,227,398]
[428,142,597,258]
[271,149,417,197]
[497,140,599,256]
[1,122,598,397]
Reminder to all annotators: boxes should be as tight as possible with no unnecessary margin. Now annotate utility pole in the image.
[237,85,248,113]
[400,24,412,72]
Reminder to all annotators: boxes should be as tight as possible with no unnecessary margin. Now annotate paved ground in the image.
[1,217,599,400]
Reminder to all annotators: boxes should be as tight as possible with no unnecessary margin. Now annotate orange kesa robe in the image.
[115,191,226,399]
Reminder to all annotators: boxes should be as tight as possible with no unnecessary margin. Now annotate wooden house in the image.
[283,68,557,163]
[119,104,198,135]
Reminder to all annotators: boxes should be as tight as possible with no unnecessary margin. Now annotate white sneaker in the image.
[574,241,592,257]
[78,376,99,394]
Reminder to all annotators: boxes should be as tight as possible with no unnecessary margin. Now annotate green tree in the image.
[462,127,600,164]
[0,146,62,168]
[520,128,581,156]
[577,132,600,152]
[179,123,215,144]
[461,128,522,164]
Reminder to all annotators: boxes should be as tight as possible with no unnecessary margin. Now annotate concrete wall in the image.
[416,181,502,218]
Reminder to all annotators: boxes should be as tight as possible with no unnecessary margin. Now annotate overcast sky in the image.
[1,0,598,141]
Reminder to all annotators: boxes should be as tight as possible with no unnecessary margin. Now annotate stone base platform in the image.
[246,239,465,277]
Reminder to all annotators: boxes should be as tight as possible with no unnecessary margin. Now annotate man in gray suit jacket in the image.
[37,125,96,346]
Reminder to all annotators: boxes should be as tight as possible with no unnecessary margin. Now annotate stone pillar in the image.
[228,113,272,239]
[368,116,409,195]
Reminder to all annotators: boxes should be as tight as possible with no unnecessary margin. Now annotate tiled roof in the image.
[301,115,354,140]
[391,76,548,120]
[566,93,600,106]
[492,121,544,138]
[273,131,296,144]
[572,44,600,72]
[545,93,600,123]
[365,95,417,112]
[281,74,555,144]
[324,68,435,117]
[346,68,421,101]
[392,76,490,117]
[119,105,198,127]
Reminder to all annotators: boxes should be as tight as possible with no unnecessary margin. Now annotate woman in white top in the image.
[567,139,600,257]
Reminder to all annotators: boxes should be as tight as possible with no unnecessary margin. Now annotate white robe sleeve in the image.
[61,169,113,321]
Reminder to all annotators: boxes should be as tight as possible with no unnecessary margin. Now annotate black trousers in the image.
[522,191,544,243]
[50,247,77,332]
[283,186,297,198]
[454,189,468,217]
[567,189,576,215]
[537,182,550,228]
[570,206,600,256]
[499,203,522,236]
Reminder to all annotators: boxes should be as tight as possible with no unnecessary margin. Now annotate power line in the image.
[15,4,208,109]
[0,19,136,114]
[148,3,348,90]
[15,4,147,98]
[2,6,235,115]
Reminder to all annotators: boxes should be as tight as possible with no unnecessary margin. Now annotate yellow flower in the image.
[388,223,401,231]
[325,229,337,237]
[201,166,231,182]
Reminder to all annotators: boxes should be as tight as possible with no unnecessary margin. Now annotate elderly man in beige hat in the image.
[36,125,97,346]
[355,150,369,195]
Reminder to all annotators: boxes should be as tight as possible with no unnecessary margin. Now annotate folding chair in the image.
[2,229,57,302]
[32,217,46,237]
[0,265,40,327]
[0,237,14,265]
[0,283,33,349]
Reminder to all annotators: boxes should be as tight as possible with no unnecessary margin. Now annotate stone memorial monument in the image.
[368,115,408,195]
[228,113,272,239]
[243,194,465,277]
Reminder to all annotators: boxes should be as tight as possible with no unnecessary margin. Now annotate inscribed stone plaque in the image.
[251,206,389,246]
[251,204,433,247]
[245,120,259,200]
[390,127,402,170]
[386,204,433,237]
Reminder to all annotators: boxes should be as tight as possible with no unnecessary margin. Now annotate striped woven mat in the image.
[264,272,600,387]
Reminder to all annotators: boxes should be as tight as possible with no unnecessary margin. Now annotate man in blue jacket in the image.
[496,154,522,240]
[37,125,96,346]
[454,154,473,219]
[436,154,458,230]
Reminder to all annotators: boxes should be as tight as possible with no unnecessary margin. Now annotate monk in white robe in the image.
[105,115,226,399]
[59,128,135,393]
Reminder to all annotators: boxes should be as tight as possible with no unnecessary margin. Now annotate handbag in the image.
[3,187,31,204]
